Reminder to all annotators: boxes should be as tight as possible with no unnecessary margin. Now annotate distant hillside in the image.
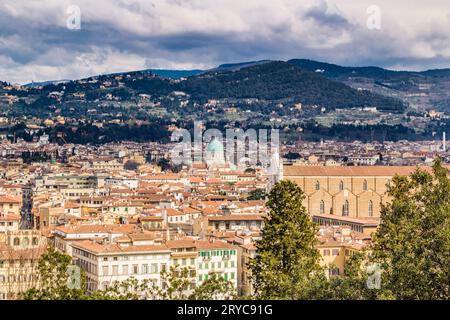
[25,79,71,87]
[212,60,272,72]
[150,69,204,78]
[287,59,419,80]
[288,59,450,79]
[178,61,405,111]
[286,59,450,112]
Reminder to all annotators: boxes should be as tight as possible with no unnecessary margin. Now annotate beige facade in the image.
[0,231,47,300]
[284,166,431,219]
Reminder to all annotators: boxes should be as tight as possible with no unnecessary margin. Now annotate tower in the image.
[443,132,446,152]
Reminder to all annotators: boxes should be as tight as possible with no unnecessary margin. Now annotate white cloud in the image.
[0,0,449,83]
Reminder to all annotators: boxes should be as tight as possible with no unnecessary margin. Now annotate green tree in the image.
[303,252,375,300]
[190,273,235,300]
[247,188,267,201]
[21,246,86,300]
[155,266,193,299]
[88,277,157,300]
[371,158,450,300]
[249,180,322,299]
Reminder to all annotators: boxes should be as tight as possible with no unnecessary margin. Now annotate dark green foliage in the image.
[21,247,86,300]
[250,180,322,299]
[371,158,450,300]
[247,188,267,201]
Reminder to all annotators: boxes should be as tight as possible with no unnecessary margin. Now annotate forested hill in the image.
[178,61,405,111]
[4,60,406,113]
[288,59,450,79]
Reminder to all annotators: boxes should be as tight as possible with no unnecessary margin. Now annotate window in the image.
[339,180,344,191]
[368,200,373,217]
[122,265,129,275]
[13,238,20,246]
[332,249,339,256]
[315,181,320,190]
[342,200,349,216]
[320,200,325,214]
[102,266,109,276]
[323,249,330,256]
[32,237,38,245]
[142,264,148,274]
[363,179,368,191]
[112,265,118,275]
[132,265,139,274]
[329,268,340,276]
[151,263,158,274]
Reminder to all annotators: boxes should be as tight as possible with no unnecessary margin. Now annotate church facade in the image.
[284,166,433,219]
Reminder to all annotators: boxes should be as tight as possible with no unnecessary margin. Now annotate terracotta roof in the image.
[0,213,20,221]
[208,214,264,221]
[0,195,21,203]
[54,224,139,235]
[72,240,170,255]
[284,165,434,177]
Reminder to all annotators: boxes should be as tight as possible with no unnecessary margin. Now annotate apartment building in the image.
[72,240,171,292]
[0,230,47,300]
[0,195,22,216]
[317,225,370,277]
[0,214,20,233]
[196,240,238,292]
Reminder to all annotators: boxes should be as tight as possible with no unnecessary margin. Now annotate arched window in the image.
[315,181,320,190]
[13,238,20,246]
[342,200,349,216]
[23,237,30,247]
[32,237,38,246]
[363,180,368,191]
[339,181,344,191]
[368,200,373,217]
[320,200,325,214]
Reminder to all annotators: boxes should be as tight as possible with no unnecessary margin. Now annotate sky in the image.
[0,0,449,84]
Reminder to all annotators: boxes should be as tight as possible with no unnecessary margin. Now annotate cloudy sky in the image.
[1,0,449,84]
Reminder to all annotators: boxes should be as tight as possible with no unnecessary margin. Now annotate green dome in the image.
[207,139,224,153]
